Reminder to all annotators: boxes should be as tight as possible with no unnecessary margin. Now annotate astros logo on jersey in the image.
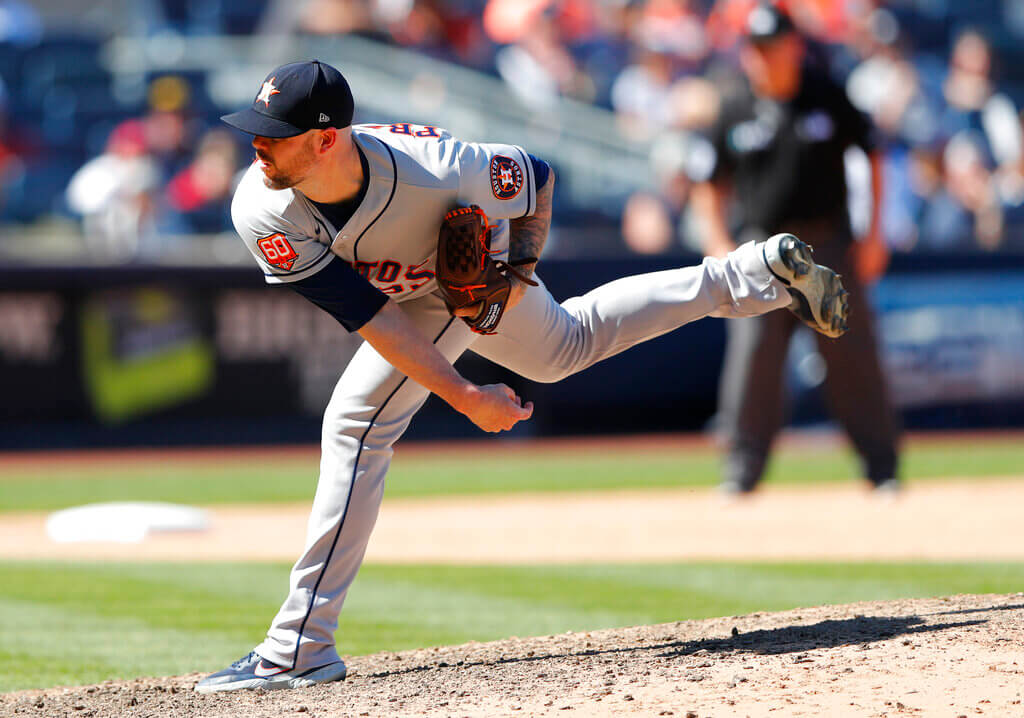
[256,78,281,107]
[489,156,523,200]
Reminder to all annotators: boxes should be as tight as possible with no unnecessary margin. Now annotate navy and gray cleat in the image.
[194,651,347,693]
[762,233,850,339]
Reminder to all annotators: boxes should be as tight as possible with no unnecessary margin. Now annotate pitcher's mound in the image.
[5,593,1024,717]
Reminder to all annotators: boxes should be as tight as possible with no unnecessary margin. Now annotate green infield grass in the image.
[1,560,1022,692]
[0,435,1023,512]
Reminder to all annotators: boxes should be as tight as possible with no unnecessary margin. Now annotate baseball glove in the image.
[435,204,538,334]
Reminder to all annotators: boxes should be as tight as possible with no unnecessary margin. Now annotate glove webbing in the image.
[446,259,538,302]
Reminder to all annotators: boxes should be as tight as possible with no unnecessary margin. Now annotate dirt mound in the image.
[6,594,1024,717]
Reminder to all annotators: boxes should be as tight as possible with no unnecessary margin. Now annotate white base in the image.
[45,502,209,543]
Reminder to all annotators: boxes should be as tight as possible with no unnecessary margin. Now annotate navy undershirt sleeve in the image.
[528,154,550,188]
[285,256,388,332]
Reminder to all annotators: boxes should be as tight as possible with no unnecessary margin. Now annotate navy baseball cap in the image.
[745,4,796,44]
[221,60,354,138]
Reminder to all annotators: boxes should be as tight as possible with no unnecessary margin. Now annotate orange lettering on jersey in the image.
[364,123,439,138]
[257,233,299,270]
[345,259,435,294]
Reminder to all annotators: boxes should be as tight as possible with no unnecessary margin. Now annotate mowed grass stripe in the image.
[2,437,1024,512]
[5,561,1024,692]
[0,598,239,690]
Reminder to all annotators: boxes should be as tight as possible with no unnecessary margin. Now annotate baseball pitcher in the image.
[195,60,848,692]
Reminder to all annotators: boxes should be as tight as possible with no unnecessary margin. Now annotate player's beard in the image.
[258,158,303,190]
[260,166,300,190]
[257,139,316,190]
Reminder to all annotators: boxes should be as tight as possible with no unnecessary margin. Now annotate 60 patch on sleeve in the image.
[257,233,299,270]
[489,156,523,200]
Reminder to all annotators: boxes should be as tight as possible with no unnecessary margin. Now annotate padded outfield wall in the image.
[1,253,1023,449]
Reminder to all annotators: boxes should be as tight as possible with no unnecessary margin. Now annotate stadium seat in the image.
[2,159,79,222]
[157,0,270,36]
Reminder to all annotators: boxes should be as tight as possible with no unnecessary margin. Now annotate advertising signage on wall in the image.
[874,273,1024,409]
[0,257,1022,447]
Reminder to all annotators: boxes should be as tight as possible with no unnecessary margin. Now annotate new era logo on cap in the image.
[220,60,354,138]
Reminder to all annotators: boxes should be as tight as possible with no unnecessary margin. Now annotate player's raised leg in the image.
[471,234,842,382]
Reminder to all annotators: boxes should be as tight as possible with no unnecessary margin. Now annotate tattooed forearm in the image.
[508,168,554,278]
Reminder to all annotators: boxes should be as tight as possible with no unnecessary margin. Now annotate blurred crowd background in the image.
[1,0,1023,448]
[3,0,1024,262]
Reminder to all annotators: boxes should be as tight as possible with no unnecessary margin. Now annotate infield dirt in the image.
[3,593,1023,717]
[3,478,1024,562]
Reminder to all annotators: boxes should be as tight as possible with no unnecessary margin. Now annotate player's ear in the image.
[316,128,337,154]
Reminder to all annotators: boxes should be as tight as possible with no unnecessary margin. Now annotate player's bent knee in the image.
[515,365,573,384]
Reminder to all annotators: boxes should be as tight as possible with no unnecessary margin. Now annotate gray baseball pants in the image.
[256,240,792,670]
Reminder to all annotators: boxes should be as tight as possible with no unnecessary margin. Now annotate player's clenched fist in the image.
[456,383,533,432]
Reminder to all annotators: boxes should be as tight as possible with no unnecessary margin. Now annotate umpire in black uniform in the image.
[690,4,900,494]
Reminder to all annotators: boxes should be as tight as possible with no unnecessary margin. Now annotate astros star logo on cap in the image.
[256,78,281,107]
[221,60,355,138]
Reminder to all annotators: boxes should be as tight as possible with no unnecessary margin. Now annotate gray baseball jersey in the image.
[228,122,794,674]
[232,123,536,301]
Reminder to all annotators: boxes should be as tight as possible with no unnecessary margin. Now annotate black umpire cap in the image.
[221,60,354,138]
[745,4,796,43]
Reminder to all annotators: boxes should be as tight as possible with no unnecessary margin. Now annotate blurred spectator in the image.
[621,190,675,253]
[61,74,208,255]
[706,0,760,50]
[940,29,1022,179]
[483,0,549,45]
[142,75,202,179]
[845,10,939,146]
[381,0,452,55]
[1000,109,1024,243]
[667,74,720,130]
[65,120,160,259]
[493,4,595,111]
[918,131,1004,251]
[258,0,377,37]
[567,0,636,107]
[635,0,709,64]
[861,141,937,252]
[264,0,491,65]
[0,77,39,218]
[785,0,873,44]
[415,1,495,68]
[298,0,378,36]
[162,128,240,234]
[611,44,679,139]
[611,0,710,140]
[0,125,22,207]
[620,84,719,255]
[4,0,1024,263]
[621,132,693,254]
